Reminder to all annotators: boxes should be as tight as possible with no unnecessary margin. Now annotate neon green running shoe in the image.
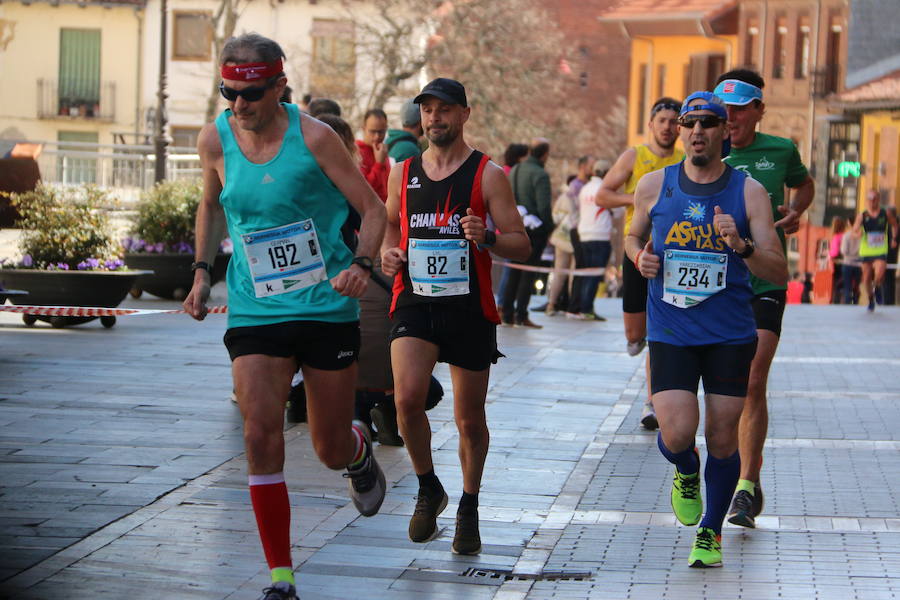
[688,527,722,568]
[670,467,702,526]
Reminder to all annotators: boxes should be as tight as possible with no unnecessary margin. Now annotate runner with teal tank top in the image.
[713,70,815,530]
[626,91,787,569]
[183,33,388,600]
[853,189,899,311]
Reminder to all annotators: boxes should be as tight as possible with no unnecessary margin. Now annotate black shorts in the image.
[649,339,758,397]
[861,254,887,263]
[751,289,787,337]
[390,304,501,371]
[224,320,360,370]
[622,257,648,314]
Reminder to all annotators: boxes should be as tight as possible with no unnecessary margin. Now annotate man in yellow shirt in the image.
[596,97,685,429]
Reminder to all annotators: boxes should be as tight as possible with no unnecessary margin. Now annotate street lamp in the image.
[154,0,168,183]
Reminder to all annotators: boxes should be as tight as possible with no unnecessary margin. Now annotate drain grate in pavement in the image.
[460,567,593,582]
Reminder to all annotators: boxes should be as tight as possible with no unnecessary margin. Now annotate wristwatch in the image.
[191,261,212,274]
[737,238,755,259]
[351,256,374,272]
[481,230,497,248]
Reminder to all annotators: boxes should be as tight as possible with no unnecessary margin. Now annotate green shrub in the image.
[5,183,123,270]
[127,179,202,253]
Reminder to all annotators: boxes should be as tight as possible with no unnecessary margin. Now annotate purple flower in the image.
[22,254,33,267]
[105,259,124,270]
[174,241,194,254]
[49,262,69,270]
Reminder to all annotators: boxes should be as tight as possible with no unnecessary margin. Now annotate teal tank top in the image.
[215,103,357,328]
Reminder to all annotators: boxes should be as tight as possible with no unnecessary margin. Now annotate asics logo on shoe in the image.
[337,350,354,359]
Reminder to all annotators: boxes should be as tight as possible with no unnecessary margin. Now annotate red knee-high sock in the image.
[249,473,293,577]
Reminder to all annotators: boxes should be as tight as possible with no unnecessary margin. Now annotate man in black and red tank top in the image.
[382,78,531,555]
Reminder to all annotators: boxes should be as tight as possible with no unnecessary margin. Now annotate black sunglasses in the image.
[651,101,682,116]
[678,115,724,129]
[219,79,275,102]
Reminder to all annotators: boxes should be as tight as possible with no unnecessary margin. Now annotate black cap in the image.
[413,78,467,107]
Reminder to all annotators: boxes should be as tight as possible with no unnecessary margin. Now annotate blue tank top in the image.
[647,164,756,346]
[215,103,357,328]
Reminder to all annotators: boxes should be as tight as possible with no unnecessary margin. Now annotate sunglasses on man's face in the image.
[678,115,724,129]
[219,80,275,103]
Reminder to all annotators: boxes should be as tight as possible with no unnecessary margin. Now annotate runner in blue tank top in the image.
[625,91,787,570]
[182,34,387,600]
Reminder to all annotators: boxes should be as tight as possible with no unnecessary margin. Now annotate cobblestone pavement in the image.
[1,293,898,599]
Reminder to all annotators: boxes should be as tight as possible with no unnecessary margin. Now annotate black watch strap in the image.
[191,261,212,274]
[737,238,755,259]
[482,230,497,248]
[351,256,374,272]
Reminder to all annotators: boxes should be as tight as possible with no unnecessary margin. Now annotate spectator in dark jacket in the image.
[500,138,552,327]
[385,99,424,163]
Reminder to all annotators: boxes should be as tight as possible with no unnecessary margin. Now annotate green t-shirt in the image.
[724,132,809,294]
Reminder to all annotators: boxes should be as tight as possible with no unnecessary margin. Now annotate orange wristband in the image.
[634,249,644,268]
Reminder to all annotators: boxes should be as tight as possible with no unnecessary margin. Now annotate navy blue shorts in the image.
[649,339,758,397]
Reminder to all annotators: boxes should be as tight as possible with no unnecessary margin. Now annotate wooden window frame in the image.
[172,11,213,62]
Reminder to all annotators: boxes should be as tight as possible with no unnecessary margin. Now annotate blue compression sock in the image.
[699,450,741,535]
[657,433,700,475]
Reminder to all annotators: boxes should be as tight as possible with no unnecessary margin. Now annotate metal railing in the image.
[37,79,116,121]
[31,140,200,204]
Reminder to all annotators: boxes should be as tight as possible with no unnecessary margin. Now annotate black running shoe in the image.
[370,404,403,447]
[750,481,764,518]
[727,489,756,528]
[452,505,481,555]
[408,487,448,542]
[260,582,297,600]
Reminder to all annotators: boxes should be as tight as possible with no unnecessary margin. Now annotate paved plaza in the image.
[1,291,898,599]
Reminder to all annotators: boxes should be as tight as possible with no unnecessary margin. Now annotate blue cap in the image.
[713,79,763,106]
[680,91,728,120]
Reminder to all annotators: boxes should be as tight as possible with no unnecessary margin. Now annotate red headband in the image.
[221,59,283,82]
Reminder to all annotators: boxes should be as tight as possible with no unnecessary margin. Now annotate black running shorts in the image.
[649,339,758,397]
[224,320,360,370]
[622,257,648,314]
[390,304,502,371]
[751,289,787,337]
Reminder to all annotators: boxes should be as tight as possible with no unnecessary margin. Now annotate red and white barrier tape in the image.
[0,305,227,317]
[493,261,608,276]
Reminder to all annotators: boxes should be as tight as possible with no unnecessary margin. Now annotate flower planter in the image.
[124,253,230,300]
[0,269,151,328]
[0,289,27,305]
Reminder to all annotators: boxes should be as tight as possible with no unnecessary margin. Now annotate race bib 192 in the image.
[242,219,327,298]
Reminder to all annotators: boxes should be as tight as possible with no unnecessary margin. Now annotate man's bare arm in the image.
[380,164,406,277]
[305,116,385,260]
[775,175,815,234]
[595,147,636,209]
[742,178,789,286]
[184,123,228,320]
[624,170,663,278]
[474,162,530,261]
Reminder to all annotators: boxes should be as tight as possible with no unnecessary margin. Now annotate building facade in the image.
[0,0,145,147]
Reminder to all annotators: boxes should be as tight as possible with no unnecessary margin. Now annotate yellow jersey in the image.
[623,144,685,235]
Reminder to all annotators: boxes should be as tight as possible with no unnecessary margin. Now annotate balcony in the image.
[37,78,116,121]
[812,65,841,98]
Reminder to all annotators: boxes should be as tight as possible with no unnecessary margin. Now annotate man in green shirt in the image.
[713,69,815,529]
